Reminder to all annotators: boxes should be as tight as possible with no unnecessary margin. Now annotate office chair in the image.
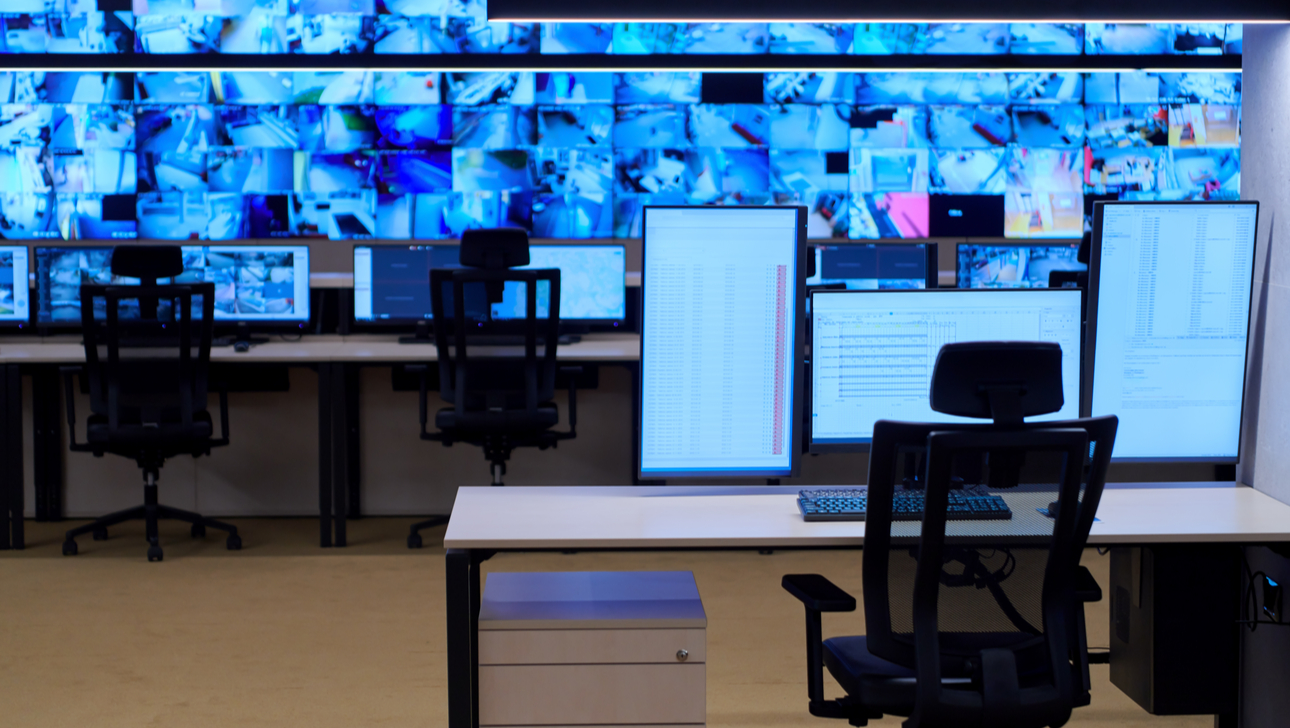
[61,245,239,562]
[783,341,1117,727]
[408,229,579,549]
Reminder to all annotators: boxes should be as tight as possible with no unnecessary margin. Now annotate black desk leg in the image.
[331,363,347,548]
[318,363,334,548]
[32,366,62,522]
[1,364,21,549]
[446,548,492,728]
[345,363,361,520]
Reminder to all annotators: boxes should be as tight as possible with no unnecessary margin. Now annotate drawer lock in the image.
[676,649,689,662]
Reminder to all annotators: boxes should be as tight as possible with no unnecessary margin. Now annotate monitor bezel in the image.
[807,286,1085,454]
[32,244,312,333]
[954,240,1086,289]
[808,240,939,290]
[637,204,808,480]
[1082,199,1259,464]
[349,241,630,332]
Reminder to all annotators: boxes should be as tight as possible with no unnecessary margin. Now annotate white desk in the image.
[441,484,1290,728]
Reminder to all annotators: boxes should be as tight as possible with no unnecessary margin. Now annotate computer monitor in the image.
[807,242,937,290]
[1085,200,1258,462]
[0,246,29,328]
[809,288,1082,452]
[639,205,806,478]
[352,243,627,328]
[956,243,1086,288]
[34,245,310,328]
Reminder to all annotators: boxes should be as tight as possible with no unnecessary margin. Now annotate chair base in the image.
[408,515,450,549]
[63,502,241,561]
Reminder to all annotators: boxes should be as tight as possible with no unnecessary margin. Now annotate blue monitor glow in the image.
[34,244,310,327]
[809,288,1082,451]
[0,245,29,326]
[640,205,806,478]
[956,243,1085,288]
[1085,200,1257,462]
[352,243,626,326]
[808,242,936,291]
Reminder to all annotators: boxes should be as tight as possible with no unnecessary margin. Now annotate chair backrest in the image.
[80,280,215,434]
[429,267,562,416]
[862,342,1117,728]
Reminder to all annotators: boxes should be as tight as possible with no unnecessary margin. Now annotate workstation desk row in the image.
[0,332,642,550]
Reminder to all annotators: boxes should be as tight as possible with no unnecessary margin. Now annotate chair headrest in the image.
[459,229,529,270]
[929,341,1065,424]
[111,245,183,280]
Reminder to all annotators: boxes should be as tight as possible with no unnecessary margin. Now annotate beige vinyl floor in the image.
[0,518,1208,728]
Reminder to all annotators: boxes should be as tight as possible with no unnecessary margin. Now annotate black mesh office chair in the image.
[784,341,1117,727]
[61,245,240,562]
[407,229,579,549]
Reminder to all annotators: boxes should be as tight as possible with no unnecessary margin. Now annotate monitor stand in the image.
[213,323,270,349]
[398,321,433,345]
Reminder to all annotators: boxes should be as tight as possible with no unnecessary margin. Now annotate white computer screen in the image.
[811,288,1082,446]
[640,206,802,477]
[1089,202,1257,460]
[0,246,29,324]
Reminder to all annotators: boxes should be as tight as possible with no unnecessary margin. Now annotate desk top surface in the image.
[443,485,1290,549]
[0,333,641,364]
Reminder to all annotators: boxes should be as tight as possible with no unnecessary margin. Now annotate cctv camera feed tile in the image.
[0,54,1245,240]
[177,246,308,320]
[958,243,1085,288]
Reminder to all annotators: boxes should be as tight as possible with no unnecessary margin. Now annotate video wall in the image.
[0,19,1242,242]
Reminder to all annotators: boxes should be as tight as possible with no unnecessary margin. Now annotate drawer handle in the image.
[676,649,689,662]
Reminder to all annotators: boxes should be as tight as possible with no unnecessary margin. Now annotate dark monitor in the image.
[1084,200,1257,462]
[352,243,627,326]
[0,245,30,328]
[956,242,1086,288]
[807,242,937,290]
[640,205,806,478]
[928,194,1006,237]
[809,288,1082,452]
[35,245,310,328]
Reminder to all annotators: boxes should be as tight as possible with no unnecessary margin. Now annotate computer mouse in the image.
[234,340,251,353]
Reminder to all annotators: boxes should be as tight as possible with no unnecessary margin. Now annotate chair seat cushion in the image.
[823,636,919,715]
[87,410,213,447]
[435,404,559,434]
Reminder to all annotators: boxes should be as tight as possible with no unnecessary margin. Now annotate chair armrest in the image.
[59,366,85,451]
[1075,565,1102,603]
[782,574,857,612]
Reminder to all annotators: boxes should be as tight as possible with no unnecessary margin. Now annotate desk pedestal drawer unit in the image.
[478,571,707,728]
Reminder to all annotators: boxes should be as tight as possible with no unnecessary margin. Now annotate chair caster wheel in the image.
[191,523,206,539]
[147,545,164,562]
[92,527,108,541]
[407,533,423,549]
[226,535,242,551]
[62,540,78,556]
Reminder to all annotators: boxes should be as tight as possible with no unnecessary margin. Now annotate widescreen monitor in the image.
[807,242,937,290]
[1085,200,1257,462]
[352,243,627,326]
[956,243,1086,288]
[34,245,310,327]
[639,205,806,478]
[0,246,30,327]
[810,288,1082,451]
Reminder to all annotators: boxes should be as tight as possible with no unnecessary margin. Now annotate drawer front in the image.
[480,629,705,666]
[480,663,705,726]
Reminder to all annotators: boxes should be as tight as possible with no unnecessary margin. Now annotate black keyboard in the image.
[798,488,1013,522]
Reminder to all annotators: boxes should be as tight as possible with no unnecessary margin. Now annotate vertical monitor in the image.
[640,205,806,478]
[956,243,1086,288]
[0,246,29,326]
[807,242,937,290]
[1086,201,1257,462]
[810,288,1082,451]
[35,245,310,326]
[352,243,627,325]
